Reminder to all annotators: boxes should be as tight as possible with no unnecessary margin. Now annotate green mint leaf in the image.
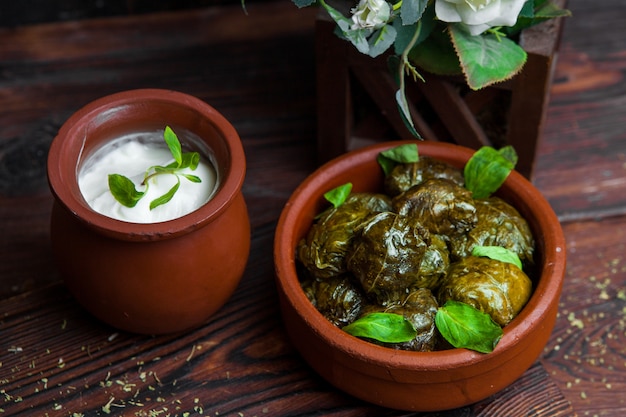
[108,126,202,211]
[343,312,417,344]
[152,165,175,174]
[449,24,527,90]
[108,174,145,208]
[179,152,200,170]
[435,301,503,353]
[323,183,352,208]
[464,146,516,199]
[164,126,183,167]
[471,246,523,270]
[181,174,202,183]
[377,143,419,176]
[149,177,180,211]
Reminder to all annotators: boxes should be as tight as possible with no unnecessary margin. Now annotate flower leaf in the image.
[343,312,417,343]
[367,25,397,58]
[321,1,370,55]
[400,0,428,26]
[149,177,180,211]
[408,21,462,76]
[471,246,523,270]
[108,174,145,208]
[394,89,419,138]
[464,146,516,199]
[292,0,316,8]
[164,126,182,167]
[435,301,503,353]
[449,24,527,90]
[394,4,436,54]
[506,0,571,35]
[323,182,352,208]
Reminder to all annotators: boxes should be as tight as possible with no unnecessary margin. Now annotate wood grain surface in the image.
[0,1,624,416]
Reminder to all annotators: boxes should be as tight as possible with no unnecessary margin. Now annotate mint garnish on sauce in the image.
[108,126,202,211]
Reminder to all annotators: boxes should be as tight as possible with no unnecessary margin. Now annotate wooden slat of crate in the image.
[315,1,567,179]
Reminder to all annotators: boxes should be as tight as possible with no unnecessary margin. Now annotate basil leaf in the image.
[435,301,503,353]
[377,143,419,176]
[149,178,180,211]
[181,174,202,183]
[498,145,518,166]
[323,183,352,208]
[464,146,516,199]
[108,174,145,208]
[163,126,183,167]
[471,245,523,270]
[343,312,417,343]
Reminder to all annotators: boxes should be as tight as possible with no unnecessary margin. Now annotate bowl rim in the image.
[275,140,566,375]
[47,89,246,241]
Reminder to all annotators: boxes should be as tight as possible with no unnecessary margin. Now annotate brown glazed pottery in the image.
[274,141,566,411]
[47,89,250,334]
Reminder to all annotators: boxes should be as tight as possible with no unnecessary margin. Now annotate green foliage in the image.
[435,301,503,353]
[449,25,527,90]
[471,246,523,270]
[377,143,419,176]
[400,0,428,26]
[343,312,417,343]
[323,183,353,208]
[108,126,202,211]
[464,146,517,199]
[291,0,569,138]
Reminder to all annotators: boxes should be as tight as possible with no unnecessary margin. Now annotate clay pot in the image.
[274,141,566,411]
[47,89,250,334]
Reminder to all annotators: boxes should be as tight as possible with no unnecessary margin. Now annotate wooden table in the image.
[1,1,624,416]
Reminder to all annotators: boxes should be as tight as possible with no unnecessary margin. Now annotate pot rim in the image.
[274,140,566,376]
[47,89,246,241]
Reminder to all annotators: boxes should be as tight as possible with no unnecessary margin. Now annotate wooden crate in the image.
[315,1,567,179]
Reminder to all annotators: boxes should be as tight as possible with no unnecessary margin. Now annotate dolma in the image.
[301,275,365,327]
[359,288,439,351]
[384,156,465,197]
[393,178,478,236]
[416,234,450,290]
[438,256,533,326]
[297,193,391,280]
[347,211,429,305]
[449,197,535,265]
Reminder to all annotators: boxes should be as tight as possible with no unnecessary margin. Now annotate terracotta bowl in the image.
[274,141,566,411]
[47,89,250,335]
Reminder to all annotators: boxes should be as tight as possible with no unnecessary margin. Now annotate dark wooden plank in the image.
[533,0,626,220]
[1,0,625,416]
[541,217,626,417]
[0,1,319,299]
[0,227,574,416]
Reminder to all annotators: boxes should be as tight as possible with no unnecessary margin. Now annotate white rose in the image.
[350,0,391,30]
[435,0,526,35]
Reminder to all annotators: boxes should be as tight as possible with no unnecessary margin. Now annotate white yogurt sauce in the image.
[78,131,218,223]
